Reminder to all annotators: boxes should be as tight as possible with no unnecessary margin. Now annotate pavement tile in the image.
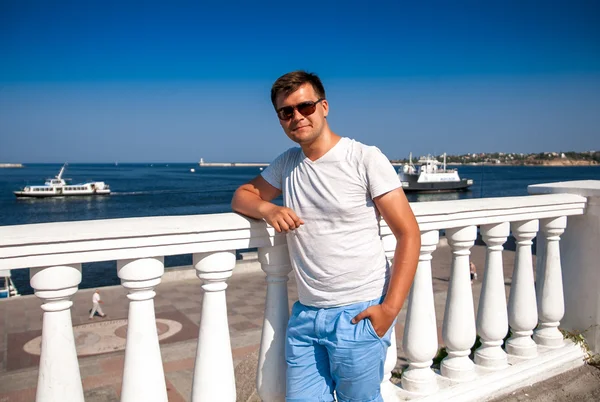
[165,369,193,402]
[234,306,262,315]
[171,301,200,310]
[99,356,125,374]
[242,311,265,320]
[166,378,187,402]
[232,344,260,361]
[228,314,250,325]
[155,305,178,314]
[84,385,119,402]
[7,330,41,371]
[82,370,123,390]
[111,383,122,400]
[0,387,37,402]
[79,360,105,378]
[251,318,265,327]
[230,321,262,332]
[163,357,194,373]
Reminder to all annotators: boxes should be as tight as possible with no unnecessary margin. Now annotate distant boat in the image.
[398,153,473,192]
[190,168,195,173]
[13,164,111,198]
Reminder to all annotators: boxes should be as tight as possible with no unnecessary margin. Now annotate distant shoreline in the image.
[0,163,23,168]
[445,161,599,167]
[392,160,598,167]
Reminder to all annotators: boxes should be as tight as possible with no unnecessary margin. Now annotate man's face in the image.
[275,83,328,145]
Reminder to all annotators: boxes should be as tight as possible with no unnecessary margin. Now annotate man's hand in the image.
[352,303,398,337]
[262,204,304,233]
[231,175,304,233]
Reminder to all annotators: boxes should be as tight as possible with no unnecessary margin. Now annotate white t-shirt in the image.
[92,292,101,304]
[261,137,401,307]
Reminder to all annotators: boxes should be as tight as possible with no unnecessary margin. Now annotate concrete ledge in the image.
[388,342,585,401]
[528,180,600,197]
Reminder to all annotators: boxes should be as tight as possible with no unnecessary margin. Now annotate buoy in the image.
[190,168,195,173]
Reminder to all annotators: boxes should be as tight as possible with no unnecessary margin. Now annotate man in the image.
[89,289,106,319]
[231,71,420,402]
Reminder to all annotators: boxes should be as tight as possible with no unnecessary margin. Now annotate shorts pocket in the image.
[364,318,383,340]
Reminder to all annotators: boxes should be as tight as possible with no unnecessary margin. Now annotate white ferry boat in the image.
[398,153,473,192]
[14,165,111,198]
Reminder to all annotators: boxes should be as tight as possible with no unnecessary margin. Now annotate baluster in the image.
[534,229,546,303]
[401,230,439,394]
[380,234,398,398]
[256,244,292,402]
[30,264,84,402]
[475,222,509,368]
[192,251,236,402]
[534,216,567,347]
[506,220,539,357]
[441,226,477,381]
[118,257,167,402]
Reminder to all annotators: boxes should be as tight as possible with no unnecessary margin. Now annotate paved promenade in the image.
[0,241,595,401]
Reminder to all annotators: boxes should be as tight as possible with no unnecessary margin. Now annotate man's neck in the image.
[301,130,341,161]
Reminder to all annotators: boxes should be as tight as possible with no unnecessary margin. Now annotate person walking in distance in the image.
[231,71,421,402]
[89,289,106,319]
[470,261,478,283]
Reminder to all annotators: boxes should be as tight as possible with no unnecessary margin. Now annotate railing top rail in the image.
[0,213,281,270]
[0,212,260,246]
[0,193,587,270]
[383,193,586,233]
[411,193,585,216]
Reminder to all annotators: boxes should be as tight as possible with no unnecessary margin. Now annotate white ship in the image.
[14,164,111,198]
[398,153,473,192]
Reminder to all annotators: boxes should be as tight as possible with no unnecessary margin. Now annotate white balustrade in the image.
[506,220,539,358]
[118,257,167,402]
[192,251,237,402]
[534,216,567,347]
[1,190,593,402]
[30,264,85,402]
[475,222,510,368]
[441,225,477,381]
[256,244,292,402]
[401,230,439,394]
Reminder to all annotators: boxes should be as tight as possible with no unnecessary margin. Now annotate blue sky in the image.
[1,0,599,163]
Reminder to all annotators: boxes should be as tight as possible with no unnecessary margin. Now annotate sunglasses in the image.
[276,98,324,121]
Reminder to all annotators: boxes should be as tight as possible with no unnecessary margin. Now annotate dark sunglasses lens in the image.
[277,107,294,120]
[297,102,317,117]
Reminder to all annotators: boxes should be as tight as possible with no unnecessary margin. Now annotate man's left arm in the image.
[352,187,421,336]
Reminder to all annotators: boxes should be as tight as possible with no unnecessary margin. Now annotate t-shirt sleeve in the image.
[260,150,288,190]
[364,146,402,198]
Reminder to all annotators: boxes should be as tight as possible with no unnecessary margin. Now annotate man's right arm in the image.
[231,175,304,233]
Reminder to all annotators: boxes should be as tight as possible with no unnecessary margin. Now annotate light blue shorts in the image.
[285,296,393,402]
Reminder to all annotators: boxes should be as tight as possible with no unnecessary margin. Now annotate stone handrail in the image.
[0,191,591,401]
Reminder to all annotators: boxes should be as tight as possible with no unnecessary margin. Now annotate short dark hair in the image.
[270,71,326,109]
